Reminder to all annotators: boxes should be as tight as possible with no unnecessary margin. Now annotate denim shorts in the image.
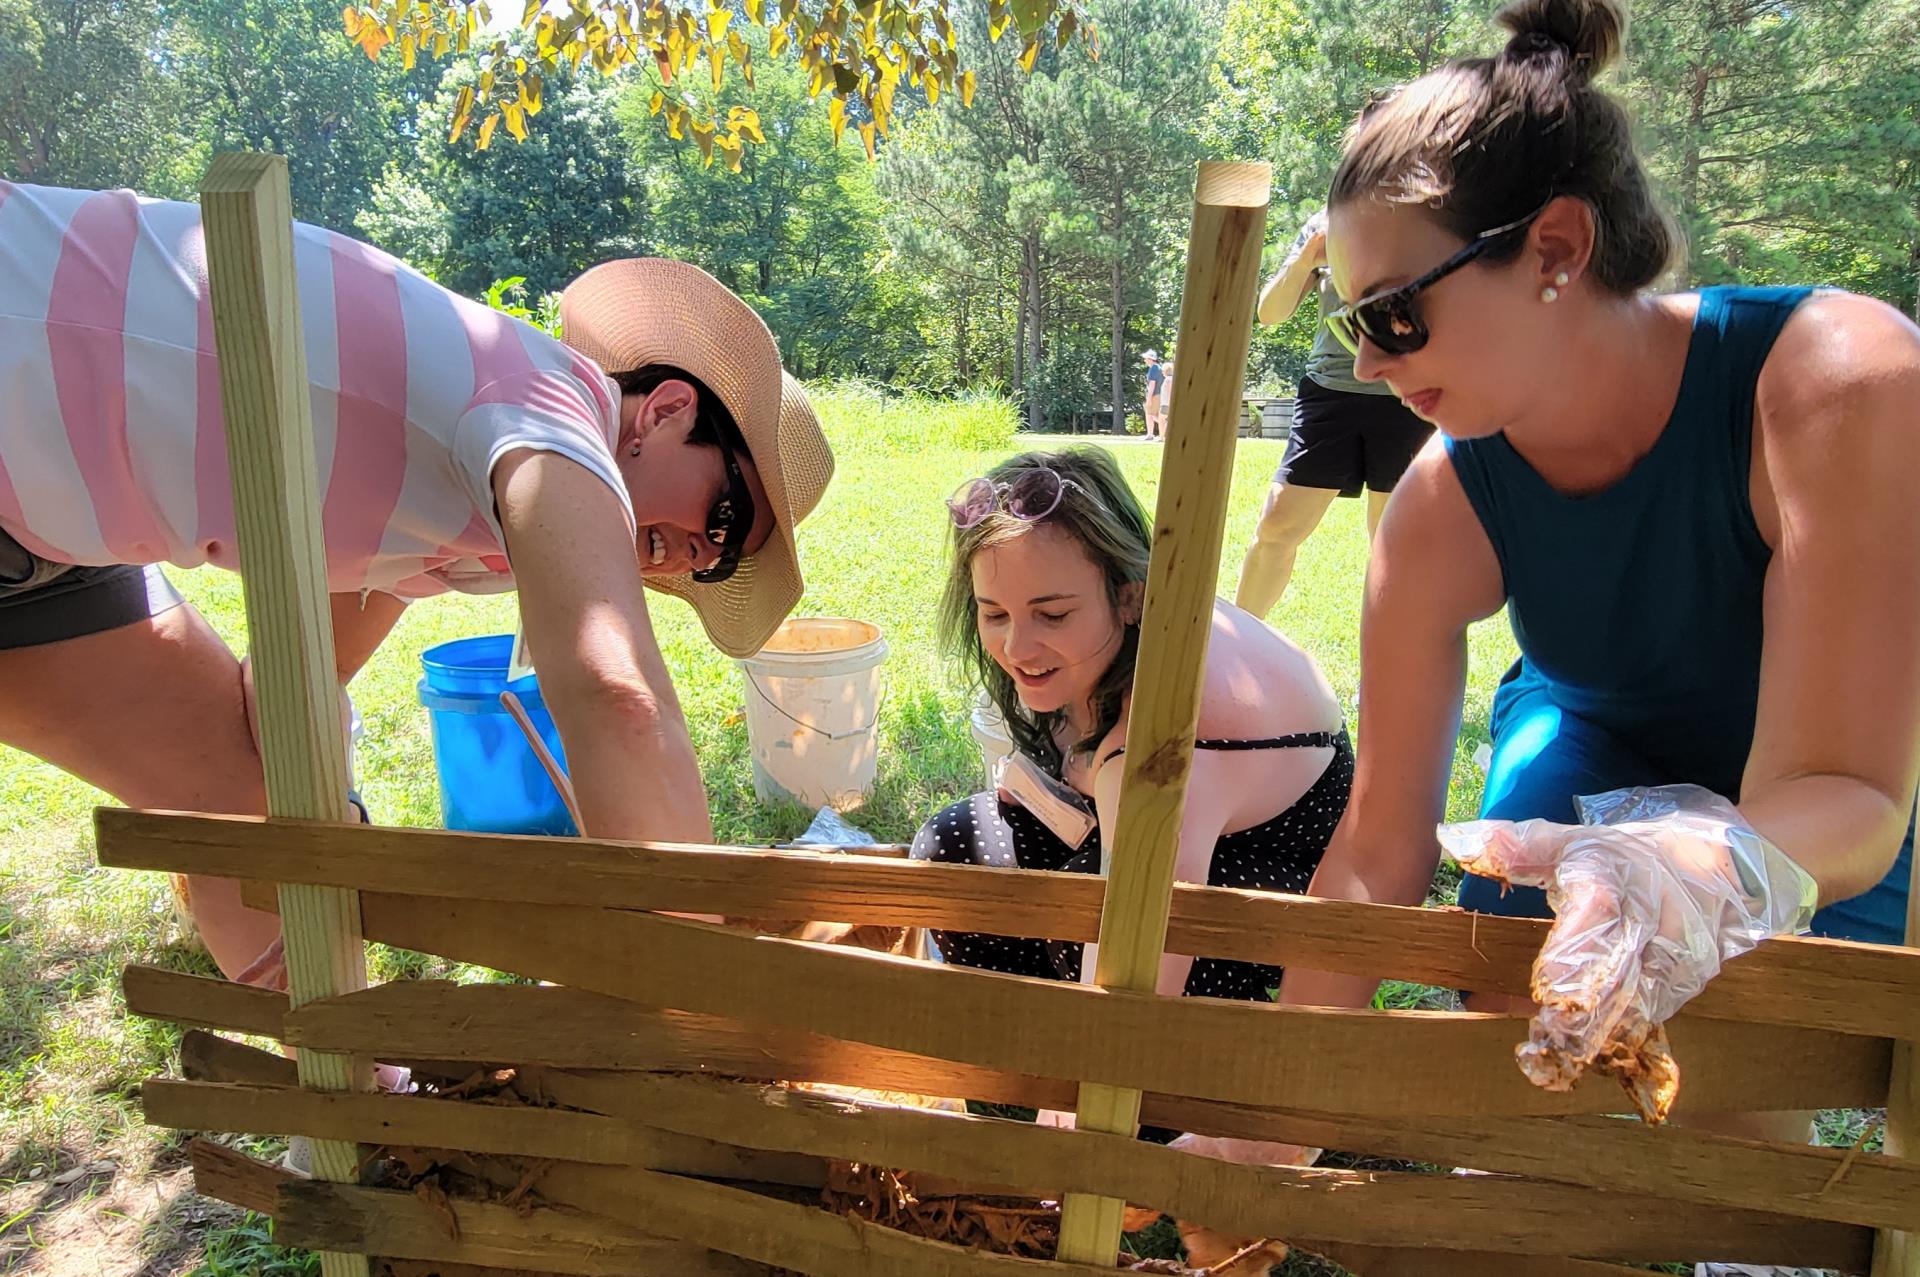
[1459,661,1913,947]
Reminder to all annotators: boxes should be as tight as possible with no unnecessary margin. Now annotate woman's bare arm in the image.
[1739,292,1920,899]
[1279,441,1505,1007]
[494,448,713,845]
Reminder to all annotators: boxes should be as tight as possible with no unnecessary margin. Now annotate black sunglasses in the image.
[691,438,755,584]
[1324,201,1551,357]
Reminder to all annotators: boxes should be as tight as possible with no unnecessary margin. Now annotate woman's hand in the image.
[1439,784,1818,1120]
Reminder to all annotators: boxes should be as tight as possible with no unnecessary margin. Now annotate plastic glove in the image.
[1166,1133,1322,1168]
[1438,784,1818,1121]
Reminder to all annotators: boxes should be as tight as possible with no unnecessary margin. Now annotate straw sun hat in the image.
[559,259,834,658]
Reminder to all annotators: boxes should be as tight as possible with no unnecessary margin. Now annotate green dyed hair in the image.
[938,447,1153,776]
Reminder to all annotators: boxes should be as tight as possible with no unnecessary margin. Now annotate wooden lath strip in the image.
[274,1178,752,1276]
[429,1160,1121,1277]
[540,1062,1920,1236]
[146,1078,826,1189]
[142,1076,1871,1265]
[1302,1243,1649,1277]
[295,891,1892,1116]
[100,807,1920,1042]
[134,973,1920,1234]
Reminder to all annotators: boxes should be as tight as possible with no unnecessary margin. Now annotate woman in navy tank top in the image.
[1278,0,1920,1156]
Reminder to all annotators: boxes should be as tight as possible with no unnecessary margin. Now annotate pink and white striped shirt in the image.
[0,182,633,598]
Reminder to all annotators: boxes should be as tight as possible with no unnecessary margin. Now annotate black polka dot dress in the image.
[909,731,1354,1000]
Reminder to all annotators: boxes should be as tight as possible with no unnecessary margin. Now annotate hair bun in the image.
[1495,0,1626,82]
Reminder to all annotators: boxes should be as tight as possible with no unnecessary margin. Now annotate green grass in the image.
[0,387,1874,1275]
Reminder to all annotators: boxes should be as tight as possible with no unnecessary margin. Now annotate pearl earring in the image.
[1541,270,1570,303]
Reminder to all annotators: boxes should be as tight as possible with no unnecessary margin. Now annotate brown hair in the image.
[610,364,746,453]
[1330,0,1677,294]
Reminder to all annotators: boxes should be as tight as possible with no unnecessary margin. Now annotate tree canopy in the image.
[4,0,1915,429]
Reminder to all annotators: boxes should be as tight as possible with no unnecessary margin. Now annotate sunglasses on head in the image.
[947,466,1091,529]
[691,438,754,584]
[1324,200,1552,358]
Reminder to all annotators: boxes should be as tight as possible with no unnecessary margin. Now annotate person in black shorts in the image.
[1234,208,1434,618]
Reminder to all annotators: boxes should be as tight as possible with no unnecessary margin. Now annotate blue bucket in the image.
[418,634,577,836]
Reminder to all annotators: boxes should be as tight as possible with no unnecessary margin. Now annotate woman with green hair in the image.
[915,444,1349,1021]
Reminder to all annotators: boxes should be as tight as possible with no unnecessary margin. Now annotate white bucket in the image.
[738,618,889,808]
[969,694,1015,784]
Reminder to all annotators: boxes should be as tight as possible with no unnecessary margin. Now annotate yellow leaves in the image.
[369,0,1094,167]
[449,82,476,141]
[728,105,764,143]
[353,19,392,60]
[690,114,717,163]
[341,5,361,37]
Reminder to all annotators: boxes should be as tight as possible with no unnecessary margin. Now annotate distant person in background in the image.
[1234,208,1432,617]
[1141,349,1167,441]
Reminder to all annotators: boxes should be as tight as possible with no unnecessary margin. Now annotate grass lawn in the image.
[0,387,1881,1275]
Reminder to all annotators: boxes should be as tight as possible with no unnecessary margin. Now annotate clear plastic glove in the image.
[1438,784,1818,1121]
[1166,1133,1322,1168]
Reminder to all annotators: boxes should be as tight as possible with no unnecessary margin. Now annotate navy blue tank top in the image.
[1447,285,1910,943]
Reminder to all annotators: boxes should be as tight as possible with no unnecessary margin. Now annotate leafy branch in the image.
[341,0,1094,169]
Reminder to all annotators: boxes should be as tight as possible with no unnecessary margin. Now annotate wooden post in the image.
[1872,794,1920,1277]
[202,153,373,1277]
[1054,160,1270,1264]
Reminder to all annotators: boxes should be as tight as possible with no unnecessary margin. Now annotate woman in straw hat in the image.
[0,181,833,991]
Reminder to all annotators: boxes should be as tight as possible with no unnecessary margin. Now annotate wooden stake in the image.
[201,151,370,1277]
[1019,161,1275,1265]
[1872,795,1920,1277]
